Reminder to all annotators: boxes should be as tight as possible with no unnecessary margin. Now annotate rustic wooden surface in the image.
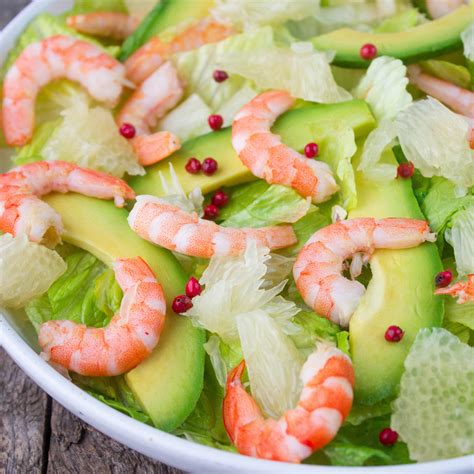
[0,2,184,472]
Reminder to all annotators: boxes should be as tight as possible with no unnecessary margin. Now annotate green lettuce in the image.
[73,0,127,13]
[374,8,418,33]
[445,206,474,276]
[25,247,122,331]
[420,60,471,90]
[323,416,411,466]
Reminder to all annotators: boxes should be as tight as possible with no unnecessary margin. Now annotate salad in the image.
[1,0,473,467]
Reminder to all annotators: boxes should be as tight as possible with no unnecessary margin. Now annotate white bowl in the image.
[1,2,473,472]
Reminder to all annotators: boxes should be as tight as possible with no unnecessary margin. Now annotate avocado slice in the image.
[348,147,443,405]
[312,4,472,68]
[43,193,206,432]
[120,0,215,61]
[130,99,376,196]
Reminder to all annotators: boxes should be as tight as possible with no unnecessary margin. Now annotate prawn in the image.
[39,257,166,376]
[232,91,339,203]
[67,12,140,41]
[0,161,135,246]
[125,18,234,85]
[293,218,436,327]
[435,274,474,304]
[223,343,354,463]
[2,35,126,146]
[128,195,297,258]
[424,0,465,18]
[117,61,184,165]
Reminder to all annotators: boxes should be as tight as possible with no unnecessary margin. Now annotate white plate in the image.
[1,1,473,472]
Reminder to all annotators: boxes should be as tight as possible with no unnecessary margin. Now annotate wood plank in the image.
[47,401,183,474]
[0,348,49,474]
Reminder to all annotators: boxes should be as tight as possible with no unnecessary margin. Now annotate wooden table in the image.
[0,2,183,472]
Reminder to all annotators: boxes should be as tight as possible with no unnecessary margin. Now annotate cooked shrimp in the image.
[435,274,474,304]
[67,12,140,41]
[132,131,181,166]
[125,17,234,84]
[128,195,297,258]
[407,65,474,118]
[294,218,436,327]
[425,0,465,18]
[223,343,354,463]
[0,161,134,245]
[38,257,166,376]
[232,91,339,203]
[2,35,126,146]
[117,61,183,136]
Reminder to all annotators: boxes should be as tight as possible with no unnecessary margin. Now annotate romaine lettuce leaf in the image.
[323,415,411,466]
[25,247,122,331]
[173,27,273,110]
[218,42,351,104]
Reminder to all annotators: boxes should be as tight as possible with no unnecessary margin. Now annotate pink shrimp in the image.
[223,343,354,463]
[435,274,474,304]
[38,257,166,376]
[293,218,436,327]
[2,35,126,146]
[232,91,339,203]
[128,195,297,258]
[67,12,140,41]
[0,161,135,246]
[117,61,184,165]
[407,65,474,118]
[424,0,465,18]
[125,18,234,85]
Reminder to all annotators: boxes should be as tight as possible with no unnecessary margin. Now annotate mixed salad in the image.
[1,0,473,467]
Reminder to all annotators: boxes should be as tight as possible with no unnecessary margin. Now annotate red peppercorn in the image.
[379,428,398,446]
[208,114,224,131]
[185,277,202,298]
[203,204,219,220]
[397,162,415,179]
[213,70,229,83]
[304,142,319,158]
[119,123,136,139]
[172,295,193,313]
[185,157,201,174]
[360,43,377,60]
[202,157,218,176]
[435,270,453,288]
[385,325,404,342]
[211,190,229,208]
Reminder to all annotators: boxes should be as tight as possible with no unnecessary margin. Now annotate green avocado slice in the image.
[130,99,376,196]
[43,193,206,432]
[348,147,444,405]
[312,4,472,68]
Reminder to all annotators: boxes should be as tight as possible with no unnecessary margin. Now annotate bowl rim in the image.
[1,1,473,472]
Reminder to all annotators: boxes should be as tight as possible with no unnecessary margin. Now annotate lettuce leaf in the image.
[323,416,411,466]
[373,8,418,33]
[2,13,118,76]
[173,27,273,110]
[444,296,474,345]
[419,60,471,89]
[25,247,122,331]
[445,206,474,276]
[73,0,127,13]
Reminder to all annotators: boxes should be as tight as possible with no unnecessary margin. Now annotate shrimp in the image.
[67,12,140,41]
[117,61,184,165]
[407,65,474,118]
[435,274,474,304]
[128,195,297,258]
[132,131,181,166]
[425,0,465,18]
[125,18,234,85]
[38,257,166,376]
[232,91,339,204]
[223,343,354,463]
[0,161,134,246]
[117,61,183,136]
[2,35,126,146]
[293,218,436,327]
